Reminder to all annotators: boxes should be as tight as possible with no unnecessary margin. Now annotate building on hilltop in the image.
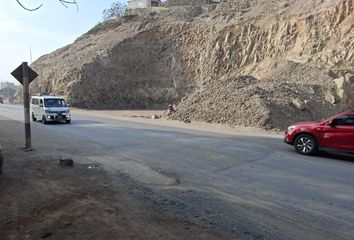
[127,0,162,9]
[165,0,220,6]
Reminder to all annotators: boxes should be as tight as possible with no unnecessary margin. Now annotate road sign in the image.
[11,64,38,85]
[10,62,37,150]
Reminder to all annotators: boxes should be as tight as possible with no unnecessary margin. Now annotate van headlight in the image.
[287,126,295,132]
[66,109,70,113]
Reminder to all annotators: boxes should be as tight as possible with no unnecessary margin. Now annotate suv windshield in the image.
[44,98,67,108]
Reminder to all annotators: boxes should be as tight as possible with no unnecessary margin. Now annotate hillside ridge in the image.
[25,0,354,129]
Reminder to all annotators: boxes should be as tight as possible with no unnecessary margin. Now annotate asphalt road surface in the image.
[1,104,354,240]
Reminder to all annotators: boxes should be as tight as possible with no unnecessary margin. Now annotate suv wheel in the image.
[294,134,317,155]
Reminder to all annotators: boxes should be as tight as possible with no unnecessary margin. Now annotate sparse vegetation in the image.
[103,1,127,21]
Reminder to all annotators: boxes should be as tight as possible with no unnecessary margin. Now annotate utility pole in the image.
[29,47,33,64]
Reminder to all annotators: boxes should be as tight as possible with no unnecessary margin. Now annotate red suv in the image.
[284,110,354,155]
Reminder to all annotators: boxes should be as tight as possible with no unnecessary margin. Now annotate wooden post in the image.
[22,62,31,150]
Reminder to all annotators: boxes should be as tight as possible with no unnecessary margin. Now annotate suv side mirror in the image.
[327,120,335,127]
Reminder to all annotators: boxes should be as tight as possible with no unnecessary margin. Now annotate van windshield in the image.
[44,98,67,108]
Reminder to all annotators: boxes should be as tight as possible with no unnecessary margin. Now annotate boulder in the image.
[59,158,74,167]
[333,77,345,90]
[325,91,337,104]
[291,98,306,110]
[151,114,160,120]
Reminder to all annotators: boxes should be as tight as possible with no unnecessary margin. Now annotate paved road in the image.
[1,104,354,240]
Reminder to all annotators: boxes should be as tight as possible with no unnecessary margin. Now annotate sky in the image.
[0,0,126,84]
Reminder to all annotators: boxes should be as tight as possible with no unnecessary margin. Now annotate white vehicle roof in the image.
[31,95,64,99]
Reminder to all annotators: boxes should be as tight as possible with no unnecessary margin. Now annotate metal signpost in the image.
[11,62,38,150]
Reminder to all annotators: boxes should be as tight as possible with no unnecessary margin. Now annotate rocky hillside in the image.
[27,0,354,129]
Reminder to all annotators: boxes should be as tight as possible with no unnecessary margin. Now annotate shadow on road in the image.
[315,151,354,163]
[281,145,354,163]
[32,120,103,126]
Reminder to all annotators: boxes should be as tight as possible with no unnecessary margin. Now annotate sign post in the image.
[22,62,31,150]
[11,62,38,150]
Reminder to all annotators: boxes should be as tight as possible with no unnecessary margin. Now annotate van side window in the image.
[35,99,39,105]
[31,98,35,104]
[39,99,43,106]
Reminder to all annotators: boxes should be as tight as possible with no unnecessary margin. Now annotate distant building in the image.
[0,82,18,100]
[0,82,17,91]
[127,0,161,9]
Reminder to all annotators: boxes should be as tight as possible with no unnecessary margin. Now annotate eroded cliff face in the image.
[27,0,353,129]
[30,21,196,109]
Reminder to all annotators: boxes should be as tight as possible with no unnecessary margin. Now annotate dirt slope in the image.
[26,0,354,129]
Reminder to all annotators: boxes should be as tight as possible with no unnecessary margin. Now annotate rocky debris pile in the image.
[173,75,271,127]
[173,62,345,129]
[20,0,354,129]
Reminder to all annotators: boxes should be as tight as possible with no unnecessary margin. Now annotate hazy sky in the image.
[0,0,126,84]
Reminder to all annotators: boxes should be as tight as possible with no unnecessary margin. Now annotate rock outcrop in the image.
[25,0,353,129]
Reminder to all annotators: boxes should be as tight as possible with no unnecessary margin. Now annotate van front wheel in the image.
[42,115,47,124]
[32,113,37,122]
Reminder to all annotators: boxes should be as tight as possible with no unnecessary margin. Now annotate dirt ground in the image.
[0,115,229,240]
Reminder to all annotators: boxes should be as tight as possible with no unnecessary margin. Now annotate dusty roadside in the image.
[72,108,283,137]
[0,115,229,240]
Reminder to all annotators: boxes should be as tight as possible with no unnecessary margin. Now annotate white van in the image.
[31,94,71,124]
